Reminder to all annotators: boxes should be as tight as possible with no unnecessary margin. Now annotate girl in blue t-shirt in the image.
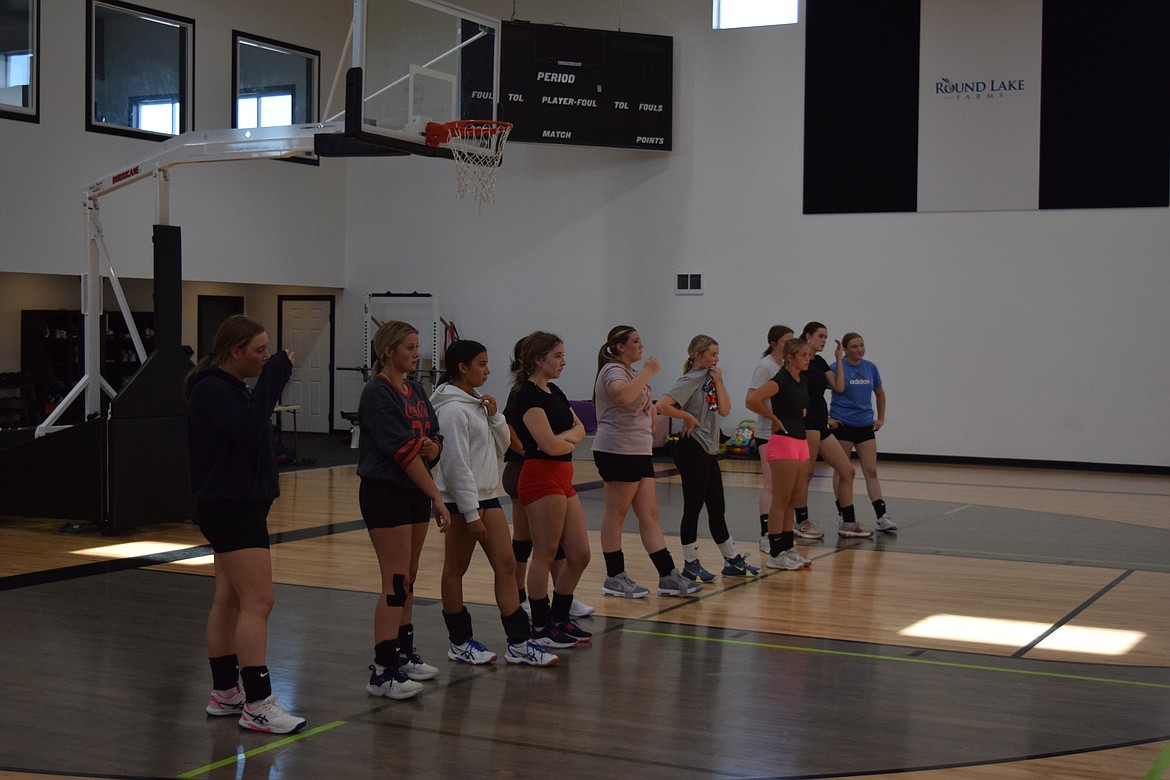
[829,332,896,532]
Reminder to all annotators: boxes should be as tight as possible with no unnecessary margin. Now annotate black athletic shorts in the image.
[360,479,431,529]
[594,451,655,483]
[805,420,832,439]
[501,460,522,500]
[196,500,273,553]
[444,497,503,516]
[834,423,876,444]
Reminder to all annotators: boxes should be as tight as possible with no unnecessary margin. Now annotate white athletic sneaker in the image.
[520,599,532,617]
[206,684,245,716]
[759,534,770,553]
[400,652,438,681]
[569,597,596,618]
[765,549,811,571]
[367,665,424,700]
[874,515,898,532]
[505,640,559,667]
[448,638,497,665]
[239,695,306,734]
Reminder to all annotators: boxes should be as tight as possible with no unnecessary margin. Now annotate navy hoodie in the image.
[186,350,292,502]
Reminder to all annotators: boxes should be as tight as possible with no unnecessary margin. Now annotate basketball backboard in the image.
[330,0,500,158]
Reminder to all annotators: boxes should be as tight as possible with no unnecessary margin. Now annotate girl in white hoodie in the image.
[431,340,558,667]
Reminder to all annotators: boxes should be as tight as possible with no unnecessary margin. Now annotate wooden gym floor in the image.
[1,458,1169,779]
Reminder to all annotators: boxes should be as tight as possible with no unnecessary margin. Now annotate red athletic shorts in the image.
[518,459,577,505]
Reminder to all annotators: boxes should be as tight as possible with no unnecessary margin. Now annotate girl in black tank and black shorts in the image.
[796,322,872,539]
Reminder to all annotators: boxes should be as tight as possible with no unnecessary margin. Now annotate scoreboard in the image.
[498,21,673,151]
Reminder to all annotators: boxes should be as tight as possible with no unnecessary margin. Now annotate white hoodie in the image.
[430,382,510,522]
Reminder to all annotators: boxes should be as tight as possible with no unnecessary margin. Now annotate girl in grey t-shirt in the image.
[592,326,698,599]
[657,334,759,582]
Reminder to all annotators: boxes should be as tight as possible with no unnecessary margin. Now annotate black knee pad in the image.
[512,539,533,563]
[385,573,408,607]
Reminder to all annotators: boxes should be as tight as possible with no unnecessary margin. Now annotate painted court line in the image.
[177,720,346,778]
[619,627,1170,690]
[1146,743,1170,780]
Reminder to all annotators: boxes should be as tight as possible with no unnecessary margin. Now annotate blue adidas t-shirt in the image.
[829,359,882,426]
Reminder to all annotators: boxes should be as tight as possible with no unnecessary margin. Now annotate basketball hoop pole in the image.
[42,124,341,438]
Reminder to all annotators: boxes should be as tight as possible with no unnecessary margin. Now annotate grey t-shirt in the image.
[748,355,781,441]
[593,362,654,455]
[662,367,721,455]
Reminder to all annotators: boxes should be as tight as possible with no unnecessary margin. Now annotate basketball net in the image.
[426,120,512,212]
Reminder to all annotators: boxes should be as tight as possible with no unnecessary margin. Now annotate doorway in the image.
[277,295,335,434]
[196,295,244,359]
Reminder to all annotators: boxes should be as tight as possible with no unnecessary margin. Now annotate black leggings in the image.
[671,435,730,546]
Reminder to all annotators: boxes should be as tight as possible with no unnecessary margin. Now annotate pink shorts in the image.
[766,435,810,461]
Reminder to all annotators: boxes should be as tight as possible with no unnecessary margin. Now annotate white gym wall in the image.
[1,0,1167,466]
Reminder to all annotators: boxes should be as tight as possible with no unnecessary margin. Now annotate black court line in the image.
[803,471,1170,500]
[731,735,1170,780]
[0,468,676,593]
[1012,569,1135,659]
[0,518,368,592]
[0,767,154,780]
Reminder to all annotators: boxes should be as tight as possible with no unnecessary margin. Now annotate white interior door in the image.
[280,298,332,433]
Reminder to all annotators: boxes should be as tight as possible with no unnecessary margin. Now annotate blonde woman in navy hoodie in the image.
[184,314,304,735]
[432,340,557,667]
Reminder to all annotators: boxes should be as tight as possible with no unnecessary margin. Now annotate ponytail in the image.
[762,325,793,358]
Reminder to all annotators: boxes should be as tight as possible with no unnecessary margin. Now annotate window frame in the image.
[0,0,40,123]
[232,31,319,129]
[232,31,320,164]
[86,0,195,140]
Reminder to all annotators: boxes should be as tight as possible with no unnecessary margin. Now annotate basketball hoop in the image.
[426,120,513,211]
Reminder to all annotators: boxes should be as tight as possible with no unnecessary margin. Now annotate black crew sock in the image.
[834,499,842,515]
[603,549,626,578]
[501,608,531,646]
[550,591,573,624]
[517,587,527,604]
[374,639,399,668]
[649,547,675,577]
[759,513,769,536]
[768,533,784,557]
[240,665,271,704]
[795,506,809,524]
[781,530,795,551]
[873,499,887,519]
[209,654,239,691]
[530,596,551,629]
[397,623,415,658]
[841,504,857,524]
[443,607,473,646]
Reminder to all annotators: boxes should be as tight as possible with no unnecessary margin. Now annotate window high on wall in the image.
[713,0,799,29]
[233,33,319,129]
[87,0,193,139]
[0,0,38,122]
